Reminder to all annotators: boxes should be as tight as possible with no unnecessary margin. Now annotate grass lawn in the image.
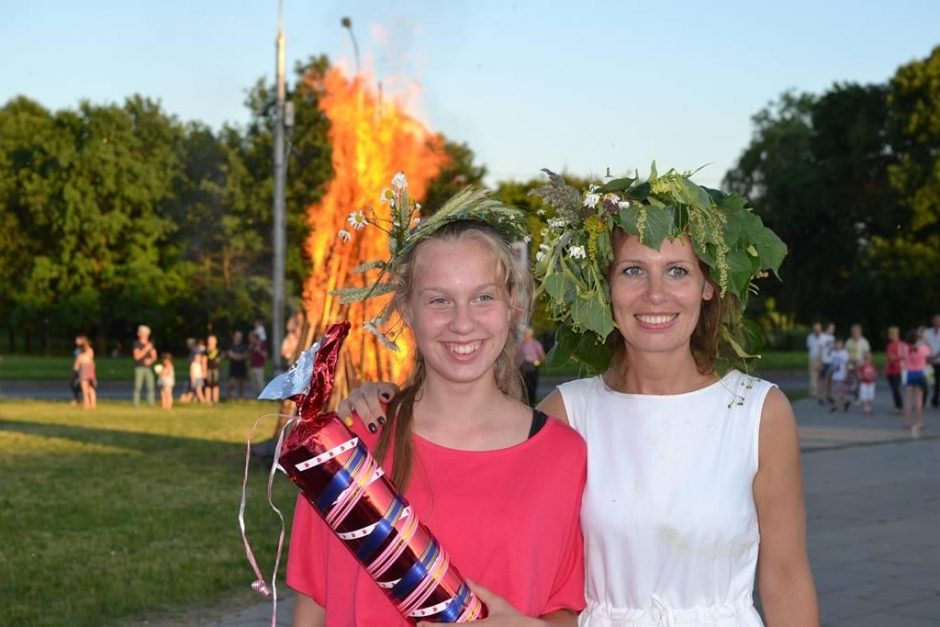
[0,355,275,382]
[0,400,298,627]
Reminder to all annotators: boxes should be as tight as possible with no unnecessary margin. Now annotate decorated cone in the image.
[267,322,487,623]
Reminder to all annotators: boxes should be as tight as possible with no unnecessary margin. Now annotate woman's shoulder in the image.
[538,416,586,454]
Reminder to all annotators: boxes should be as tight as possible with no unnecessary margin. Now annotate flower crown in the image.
[531,165,787,373]
[332,172,528,350]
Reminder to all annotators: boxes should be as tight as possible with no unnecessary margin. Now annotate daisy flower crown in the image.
[531,164,787,373]
[331,172,528,350]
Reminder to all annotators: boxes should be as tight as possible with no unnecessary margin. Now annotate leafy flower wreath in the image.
[531,165,787,373]
[332,172,529,349]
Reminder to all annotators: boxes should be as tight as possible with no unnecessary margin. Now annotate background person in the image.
[204,334,222,405]
[885,326,905,414]
[519,326,547,406]
[132,325,157,407]
[857,352,878,414]
[157,352,175,410]
[818,322,836,404]
[925,314,940,408]
[902,328,931,435]
[73,334,96,410]
[227,330,248,400]
[247,331,268,395]
[806,322,825,400]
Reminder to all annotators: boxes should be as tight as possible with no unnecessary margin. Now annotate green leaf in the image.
[623,181,651,201]
[572,296,614,340]
[642,206,674,250]
[618,205,640,237]
[542,273,569,304]
[595,176,636,193]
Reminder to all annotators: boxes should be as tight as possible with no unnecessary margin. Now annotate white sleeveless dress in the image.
[558,370,774,626]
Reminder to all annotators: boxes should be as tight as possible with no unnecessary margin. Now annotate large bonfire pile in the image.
[301,67,448,402]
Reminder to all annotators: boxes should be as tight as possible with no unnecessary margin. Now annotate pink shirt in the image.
[902,343,931,372]
[287,418,587,626]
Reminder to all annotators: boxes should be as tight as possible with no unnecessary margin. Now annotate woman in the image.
[73,335,96,410]
[347,169,818,625]
[290,184,586,626]
[901,328,930,435]
[885,326,905,414]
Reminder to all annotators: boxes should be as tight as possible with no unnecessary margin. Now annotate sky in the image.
[2,0,939,188]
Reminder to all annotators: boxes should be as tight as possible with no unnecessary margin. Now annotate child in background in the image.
[829,339,851,412]
[157,353,175,410]
[857,352,878,414]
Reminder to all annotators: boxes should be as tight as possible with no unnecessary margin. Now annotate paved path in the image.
[7,376,937,625]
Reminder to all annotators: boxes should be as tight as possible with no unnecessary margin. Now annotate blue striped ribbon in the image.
[391,539,439,601]
[355,495,405,562]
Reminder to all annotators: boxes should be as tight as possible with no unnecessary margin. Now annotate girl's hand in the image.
[418,580,545,627]
[336,382,399,433]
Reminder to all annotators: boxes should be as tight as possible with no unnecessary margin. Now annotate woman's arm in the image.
[292,592,325,627]
[753,387,819,626]
[339,382,401,429]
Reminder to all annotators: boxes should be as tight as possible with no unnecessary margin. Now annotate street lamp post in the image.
[272,0,287,374]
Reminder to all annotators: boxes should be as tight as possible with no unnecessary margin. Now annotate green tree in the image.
[724,84,910,337]
[0,95,185,352]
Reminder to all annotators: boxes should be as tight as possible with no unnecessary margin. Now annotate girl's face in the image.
[404,237,513,388]
[609,234,714,360]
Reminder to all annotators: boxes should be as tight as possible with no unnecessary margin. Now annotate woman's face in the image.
[404,237,512,388]
[609,234,714,360]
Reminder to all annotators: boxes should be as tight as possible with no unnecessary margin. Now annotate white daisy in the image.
[391,171,408,192]
[347,210,368,230]
[337,229,352,242]
[568,245,587,259]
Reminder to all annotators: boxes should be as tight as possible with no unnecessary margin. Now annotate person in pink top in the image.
[884,326,905,414]
[288,199,586,625]
[901,328,931,435]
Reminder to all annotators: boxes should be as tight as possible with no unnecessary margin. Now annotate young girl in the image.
[857,351,878,414]
[901,329,931,435]
[288,201,586,625]
[157,353,175,410]
[73,335,96,410]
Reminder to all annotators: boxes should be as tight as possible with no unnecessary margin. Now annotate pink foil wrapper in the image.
[278,322,486,623]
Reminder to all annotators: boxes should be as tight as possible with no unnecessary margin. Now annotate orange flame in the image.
[301,67,448,398]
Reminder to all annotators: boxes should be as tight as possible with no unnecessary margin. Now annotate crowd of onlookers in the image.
[70,317,298,411]
[807,315,940,436]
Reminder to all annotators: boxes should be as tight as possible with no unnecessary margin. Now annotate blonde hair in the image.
[375,220,532,490]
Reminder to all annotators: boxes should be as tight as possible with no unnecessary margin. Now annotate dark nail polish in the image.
[368,423,378,433]
[377,416,386,426]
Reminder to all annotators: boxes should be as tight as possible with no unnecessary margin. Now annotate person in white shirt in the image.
[829,339,851,412]
[925,314,940,408]
[806,322,826,400]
